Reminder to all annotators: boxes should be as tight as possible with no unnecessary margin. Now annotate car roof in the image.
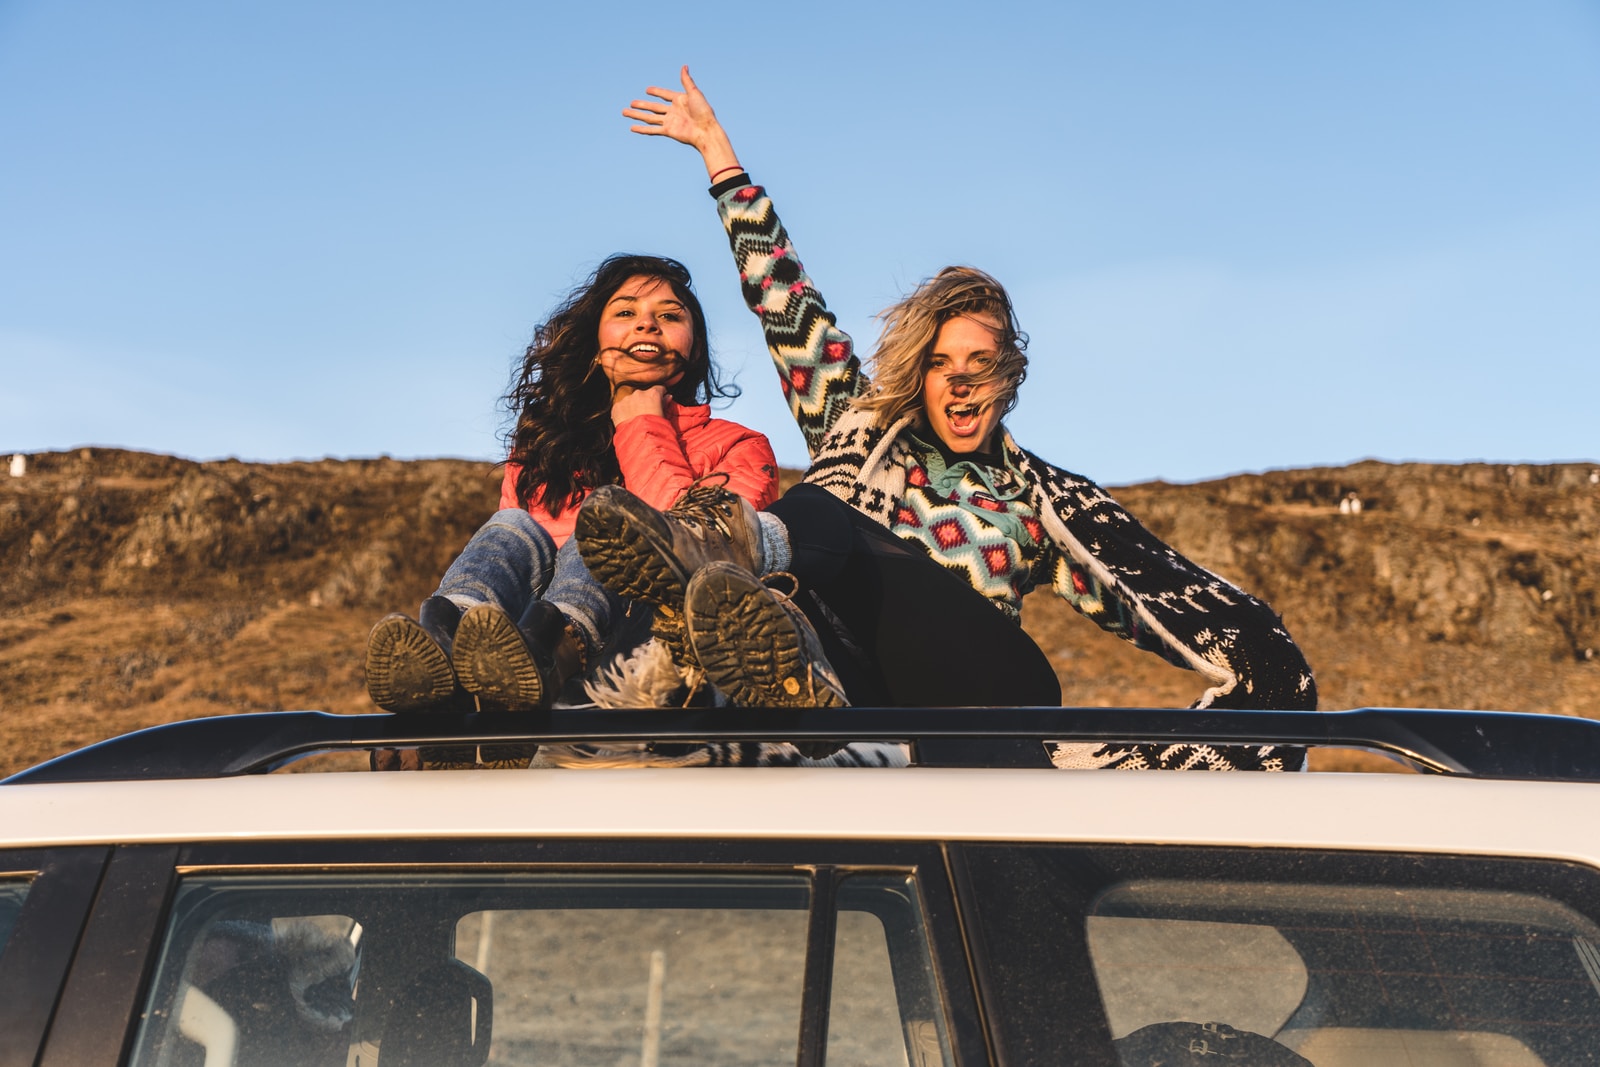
[4,766,1600,862]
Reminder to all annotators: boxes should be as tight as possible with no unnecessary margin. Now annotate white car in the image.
[3,706,1600,1067]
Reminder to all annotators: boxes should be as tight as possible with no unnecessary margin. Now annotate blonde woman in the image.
[579,69,1316,769]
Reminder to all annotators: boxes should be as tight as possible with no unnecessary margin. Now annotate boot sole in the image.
[365,614,459,712]
[452,604,551,711]
[576,491,690,608]
[686,566,846,708]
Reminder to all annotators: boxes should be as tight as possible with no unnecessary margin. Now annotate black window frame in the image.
[38,838,989,1067]
[0,846,113,1067]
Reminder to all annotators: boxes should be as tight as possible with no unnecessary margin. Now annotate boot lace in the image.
[761,571,801,603]
[666,474,740,537]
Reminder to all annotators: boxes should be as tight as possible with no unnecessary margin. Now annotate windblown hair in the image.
[503,254,735,515]
[854,266,1029,430]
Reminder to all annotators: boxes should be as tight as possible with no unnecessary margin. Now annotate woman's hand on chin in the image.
[623,65,741,181]
[610,384,670,424]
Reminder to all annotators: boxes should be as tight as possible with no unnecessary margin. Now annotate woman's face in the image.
[921,313,1005,454]
[596,275,696,391]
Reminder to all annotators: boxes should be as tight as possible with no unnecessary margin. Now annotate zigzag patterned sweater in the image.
[713,178,1317,727]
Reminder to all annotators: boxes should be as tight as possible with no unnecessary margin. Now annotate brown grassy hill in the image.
[2,448,1597,778]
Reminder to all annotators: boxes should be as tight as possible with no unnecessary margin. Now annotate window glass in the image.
[0,876,31,959]
[133,905,361,1067]
[453,894,808,1064]
[1089,879,1600,1067]
[829,875,954,1067]
[128,869,947,1067]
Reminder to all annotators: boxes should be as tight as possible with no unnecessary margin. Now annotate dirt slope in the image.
[3,448,1597,777]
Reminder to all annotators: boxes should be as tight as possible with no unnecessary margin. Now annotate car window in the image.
[129,870,950,1067]
[0,876,31,958]
[1089,880,1600,1067]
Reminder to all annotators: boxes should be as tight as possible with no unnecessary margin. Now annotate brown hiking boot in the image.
[576,483,762,612]
[365,596,470,712]
[685,563,849,708]
[451,601,587,711]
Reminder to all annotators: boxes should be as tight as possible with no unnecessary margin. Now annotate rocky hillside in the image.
[2,448,1597,777]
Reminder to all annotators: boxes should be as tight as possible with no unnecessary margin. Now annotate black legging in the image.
[767,484,1062,707]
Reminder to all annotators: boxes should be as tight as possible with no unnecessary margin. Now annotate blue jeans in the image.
[433,508,627,660]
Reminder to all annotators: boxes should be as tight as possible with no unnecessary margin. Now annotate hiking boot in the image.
[365,596,468,712]
[576,483,762,612]
[685,563,849,708]
[451,601,587,711]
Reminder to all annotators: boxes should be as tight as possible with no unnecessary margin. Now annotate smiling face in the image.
[921,312,1006,454]
[595,275,696,390]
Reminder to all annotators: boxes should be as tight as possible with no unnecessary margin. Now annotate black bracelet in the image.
[708,171,751,198]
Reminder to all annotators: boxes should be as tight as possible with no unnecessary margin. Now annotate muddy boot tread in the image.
[576,495,688,608]
[687,564,847,708]
[452,604,551,711]
[365,613,459,712]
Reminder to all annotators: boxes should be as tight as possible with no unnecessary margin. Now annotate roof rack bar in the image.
[6,707,1599,784]
[0,710,1593,783]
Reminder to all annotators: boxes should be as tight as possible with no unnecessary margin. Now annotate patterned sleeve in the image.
[1020,448,1318,712]
[1051,552,1195,670]
[716,183,866,459]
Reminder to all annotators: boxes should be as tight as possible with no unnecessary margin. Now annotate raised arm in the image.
[626,67,866,458]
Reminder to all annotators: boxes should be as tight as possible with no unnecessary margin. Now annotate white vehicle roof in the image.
[5,767,1600,867]
[6,705,1599,868]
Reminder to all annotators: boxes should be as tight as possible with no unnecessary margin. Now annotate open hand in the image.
[623,66,741,180]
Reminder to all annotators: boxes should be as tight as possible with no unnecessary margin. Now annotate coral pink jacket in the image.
[499,400,781,547]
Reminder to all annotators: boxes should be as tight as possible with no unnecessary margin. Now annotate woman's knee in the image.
[437,508,560,607]
[768,484,855,578]
[471,508,558,559]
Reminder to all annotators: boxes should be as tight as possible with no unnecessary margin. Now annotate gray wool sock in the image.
[755,511,792,575]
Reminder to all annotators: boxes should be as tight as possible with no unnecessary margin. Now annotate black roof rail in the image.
[5,707,1600,785]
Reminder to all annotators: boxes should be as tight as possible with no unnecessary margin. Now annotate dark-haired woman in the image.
[364,254,779,713]
[581,69,1316,771]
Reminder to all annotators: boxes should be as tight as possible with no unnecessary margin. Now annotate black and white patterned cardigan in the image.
[805,405,1317,715]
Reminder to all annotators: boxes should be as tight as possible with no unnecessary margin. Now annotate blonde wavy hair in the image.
[854,266,1029,428]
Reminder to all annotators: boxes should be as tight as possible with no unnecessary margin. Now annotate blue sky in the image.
[2,0,1596,484]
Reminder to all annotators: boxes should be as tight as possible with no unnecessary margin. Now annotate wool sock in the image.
[756,511,792,574]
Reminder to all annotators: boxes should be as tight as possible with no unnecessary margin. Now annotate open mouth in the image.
[624,343,680,366]
[945,402,986,436]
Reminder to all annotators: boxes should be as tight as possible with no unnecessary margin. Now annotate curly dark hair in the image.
[503,254,737,516]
